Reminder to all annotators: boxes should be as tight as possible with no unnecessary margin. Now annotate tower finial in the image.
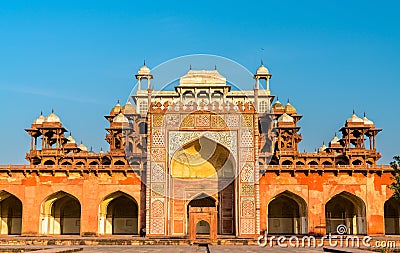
[52,108,54,113]
[117,99,120,104]
[143,60,146,66]
[364,112,366,117]
[276,96,279,101]
[40,111,43,116]
[352,109,355,115]
[261,59,264,65]
[287,98,290,103]
[189,64,192,70]
[214,64,217,70]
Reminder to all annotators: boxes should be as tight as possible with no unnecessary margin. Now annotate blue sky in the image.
[0,0,399,164]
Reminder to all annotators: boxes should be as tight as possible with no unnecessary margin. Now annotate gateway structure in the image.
[0,63,397,239]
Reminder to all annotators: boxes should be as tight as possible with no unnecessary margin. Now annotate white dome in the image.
[78,142,87,152]
[138,64,151,75]
[272,100,285,111]
[277,113,294,123]
[33,113,45,124]
[363,115,374,126]
[330,135,340,144]
[45,112,61,123]
[318,144,327,152]
[122,100,136,114]
[110,101,121,114]
[256,65,270,75]
[346,113,363,123]
[113,113,129,123]
[67,135,76,144]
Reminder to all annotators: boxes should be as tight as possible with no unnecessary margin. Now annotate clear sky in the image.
[0,0,399,164]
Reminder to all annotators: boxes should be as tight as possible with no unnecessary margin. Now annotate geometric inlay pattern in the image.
[152,115,164,127]
[151,199,164,217]
[165,114,180,128]
[211,115,226,128]
[242,198,255,218]
[168,131,237,157]
[180,115,195,128]
[241,148,254,162]
[152,129,165,147]
[241,184,254,196]
[151,183,165,196]
[240,218,255,234]
[196,114,210,127]
[150,218,165,234]
[151,148,165,162]
[240,129,254,147]
[151,163,165,182]
[241,115,253,127]
[225,114,239,128]
[240,164,254,182]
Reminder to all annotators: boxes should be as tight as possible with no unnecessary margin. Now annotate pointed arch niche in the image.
[98,191,139,235]
[40,191,81,235]
[0,191,22,235]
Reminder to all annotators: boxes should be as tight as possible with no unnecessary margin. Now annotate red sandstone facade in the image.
[0,63,397,239]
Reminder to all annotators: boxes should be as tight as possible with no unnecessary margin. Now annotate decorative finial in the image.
[276,96,279,101]
[189,64,192,70]
[143,60,146,66]
[100,147,103,151]
[287,98,290,103]
[322,141,325,145]
[40,111,43,116]
[261,59,264,65]
[117,99,120,104]
[352,109,355,115]
[214,65,217,70]
[90,146,93,152]
[52,108,54,113]
[80,140,83,144]
[334,132,337,137]
[69,132,72,137]
[364,112,366,117]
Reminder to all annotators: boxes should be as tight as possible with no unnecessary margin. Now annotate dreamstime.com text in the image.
[257,232,397,249]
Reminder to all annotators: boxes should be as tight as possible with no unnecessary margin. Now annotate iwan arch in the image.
[0,61,397,240]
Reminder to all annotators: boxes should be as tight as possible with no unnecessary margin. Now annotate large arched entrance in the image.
[40,191,81,235]
[0,191,22,235]
[325,192,366,235]
[267,191,307,234]
[99,191,138,235]
[172,136,236,236]
[384,197,400,235]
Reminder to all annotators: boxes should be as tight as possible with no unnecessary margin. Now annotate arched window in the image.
[114,160,125,166]
[197,90,208,98]
[44,160,55,165]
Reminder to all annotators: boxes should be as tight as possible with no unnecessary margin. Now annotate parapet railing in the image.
[0,164,143,173]
[260,164,393,173]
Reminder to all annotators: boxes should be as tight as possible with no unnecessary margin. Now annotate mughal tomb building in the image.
[0,62,398,240]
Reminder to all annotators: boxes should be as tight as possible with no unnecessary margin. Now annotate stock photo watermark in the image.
[257,225,397,249]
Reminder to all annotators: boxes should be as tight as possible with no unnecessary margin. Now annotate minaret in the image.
[135,61,153,91]
[254,61,272,113]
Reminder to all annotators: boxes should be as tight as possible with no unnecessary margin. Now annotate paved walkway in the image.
[0,244,379,253]
[79,245,326,252]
